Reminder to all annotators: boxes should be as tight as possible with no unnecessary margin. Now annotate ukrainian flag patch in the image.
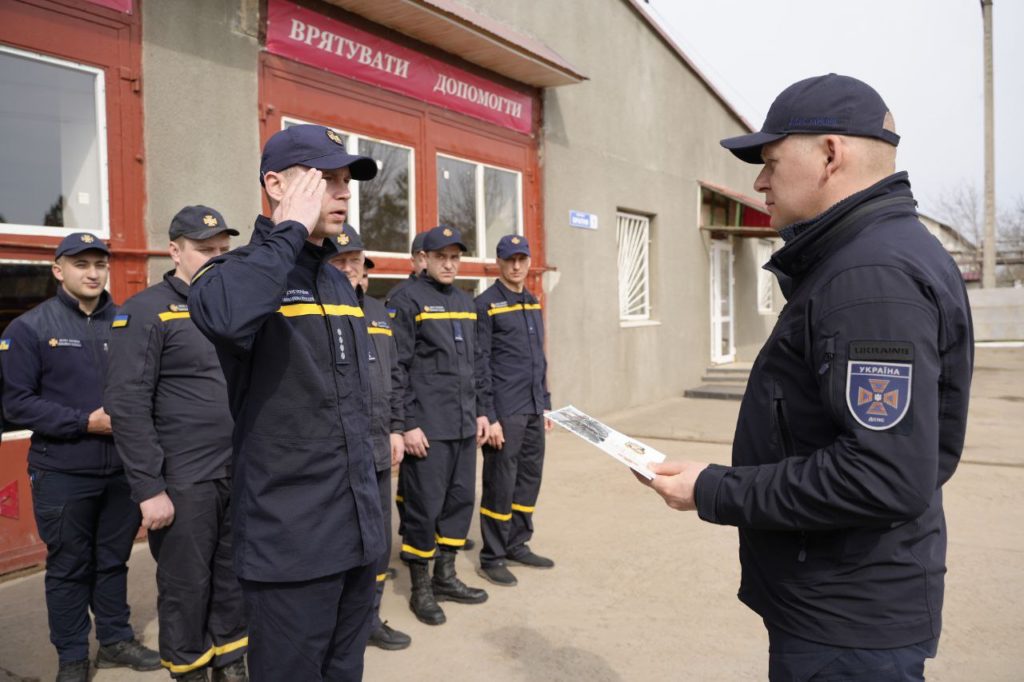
[112,314,130,329]
[0,338,10,351]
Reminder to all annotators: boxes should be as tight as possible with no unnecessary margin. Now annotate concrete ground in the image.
[1,347,1021,681]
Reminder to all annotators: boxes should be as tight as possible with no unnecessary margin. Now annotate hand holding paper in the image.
[643,460,709,512]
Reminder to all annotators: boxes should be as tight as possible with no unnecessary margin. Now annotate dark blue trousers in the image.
[29,468,141,663]
[371,467,392,631]
[240,563,376,682]
[767,625,938,682]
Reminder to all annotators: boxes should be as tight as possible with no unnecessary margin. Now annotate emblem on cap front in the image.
[511,237,521,244]
[203,215,218,227]
[80,234,95,243]
[326,129,344,146]
[443,228,453,237]
[338,234,350,245]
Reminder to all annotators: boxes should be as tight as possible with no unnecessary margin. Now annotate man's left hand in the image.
[634,460,709,512]
[390,433,405,467]
[476,416,490,446]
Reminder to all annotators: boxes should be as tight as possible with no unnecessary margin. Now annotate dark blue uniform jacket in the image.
[105,272,233,503]
[359,288,403,472]
[694,172,973,649]
[0,287,118,475]
[475,280,551,421]
[188,216,385,583]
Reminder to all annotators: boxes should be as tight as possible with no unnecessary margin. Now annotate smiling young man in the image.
[474,235,554,587]
[637,74,974,681]
[0,234,160,681]
[388,225,490,625]
[187,125,385,682]
[105,206,247,682]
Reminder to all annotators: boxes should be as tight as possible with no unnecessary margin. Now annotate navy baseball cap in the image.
[169,205,239,240]
[496,234,530,259]
[334,223,366,254]
[422,225,467,252]
[260,124,378,185]
[55,232,110,259]
[720,74,901,164]
[410,231,427,255]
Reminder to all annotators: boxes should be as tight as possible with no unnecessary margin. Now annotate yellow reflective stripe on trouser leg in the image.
[376,573,388,582]
[160,636,249,674]
[480,506,512,522]
[435,534,466,548]
[395,494,404,503]
[401,543,436,559]
[511,503,535,513]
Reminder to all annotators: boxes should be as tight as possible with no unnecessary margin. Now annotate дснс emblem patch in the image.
[845,341,913,431]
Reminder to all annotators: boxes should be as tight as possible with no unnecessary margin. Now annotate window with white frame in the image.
[436,154,522,259]
[282,118,416,254]
[756,239,775,314]
[617,212,651,321]
[0,45,109,238]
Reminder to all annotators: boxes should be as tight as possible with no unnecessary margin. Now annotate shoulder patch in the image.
[846,341,913,431]
[387,308,397,319]
[112,314,130,329]
[0,338,10,351]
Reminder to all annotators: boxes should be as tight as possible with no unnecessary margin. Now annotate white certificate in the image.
[547,405,666,480]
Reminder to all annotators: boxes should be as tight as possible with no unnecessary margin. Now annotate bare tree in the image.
[933,185,1024,285]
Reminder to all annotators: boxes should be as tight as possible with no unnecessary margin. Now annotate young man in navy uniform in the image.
[330,225,412,651]
[638,74,973,681]
[188,124,385,682]
[105,205,248,681]
[474,235,554,587]
[0,234,160,682]
[389,225,489,625]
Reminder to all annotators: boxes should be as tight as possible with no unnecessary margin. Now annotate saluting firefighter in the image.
[104,206,248,682]
[474,235,555,587]
[389,225,489,625]
[330,225,412,652]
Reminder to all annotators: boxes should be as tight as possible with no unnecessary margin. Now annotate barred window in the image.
[617,212,651,321]
[757,239,774,314]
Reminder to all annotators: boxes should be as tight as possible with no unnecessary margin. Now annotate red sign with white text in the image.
[265,0,533,135]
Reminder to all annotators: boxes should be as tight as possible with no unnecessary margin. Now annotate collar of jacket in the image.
[494,278,528,302]
[164,270,190,298]
[252,214,343,263]
[766,172,918,286]
[56,283,113,318]
[422,273,453,293]
[356,283,365,309]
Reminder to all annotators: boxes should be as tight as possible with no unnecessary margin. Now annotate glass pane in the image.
[0,51,103,230]
[358,140,410,253]
[454,278,480,296]
[0,264,58,334]
[484,167,519,258]
[437,156,477,256]
[365,276,404,301]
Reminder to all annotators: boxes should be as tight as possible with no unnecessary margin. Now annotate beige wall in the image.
[460,0,760,413]
[142,0,262,284]
[731,236,782,362]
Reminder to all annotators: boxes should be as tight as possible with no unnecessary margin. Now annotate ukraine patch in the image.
[112,314,130,329]
[0,339,10,351]
[845,341,913,431]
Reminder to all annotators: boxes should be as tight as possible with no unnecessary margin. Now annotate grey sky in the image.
[643,0,1022,222]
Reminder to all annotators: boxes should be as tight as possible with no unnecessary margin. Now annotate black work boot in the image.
[432,550,488,604]
[477,561,517,586]
[95,638,162,671]
[211,657,247,682]
[175,668,210,681]
[55,659,90,682]
[367,621,412,650]
[409,561,446,625]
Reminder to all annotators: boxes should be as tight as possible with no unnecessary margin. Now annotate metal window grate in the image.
[617,212,651,320]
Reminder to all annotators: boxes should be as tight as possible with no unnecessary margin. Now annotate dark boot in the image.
[55,659,90,682]
[174,669,210,681]
[367,621,412,650]
[95,638,162,671]
[409,561,446,625]
[432,551,488,604]
[211,657,248,682]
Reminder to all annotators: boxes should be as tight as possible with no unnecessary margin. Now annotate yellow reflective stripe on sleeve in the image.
[435,534,466,548]
[158,311,191,322]
[414,311,477,323]
[368,327,393,336]
[480,507,512,522]
[402,543,436,559]
[395,494,404,504]
[376,573,388,582]
[487,303,542,317]
[511,503,535,514]
[277,303,364,318]
[160,636,249,673]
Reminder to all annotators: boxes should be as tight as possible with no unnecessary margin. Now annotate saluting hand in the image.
[271,167,325,236]
[404,428,429,458]
[140,491,175,530]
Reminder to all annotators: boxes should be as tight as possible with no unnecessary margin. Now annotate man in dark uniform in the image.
[188,124,385,682]
[389,225,489,625]
[638,74,973,681]
[330,225,411,651]
[0,233,160,682]
[474,235,554,587]
[105,205,247,682]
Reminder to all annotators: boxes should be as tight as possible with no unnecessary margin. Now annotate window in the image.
[617,212,651,321]
[283,118,416,254]
[0,45,109,238]
[437,154,522,260]
[756,239,775,314]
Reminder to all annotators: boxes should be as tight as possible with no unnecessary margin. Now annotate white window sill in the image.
[619,319,661,329]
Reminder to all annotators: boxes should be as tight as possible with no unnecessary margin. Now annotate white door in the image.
[710,240,735,364]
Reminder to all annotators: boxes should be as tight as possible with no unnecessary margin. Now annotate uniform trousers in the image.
[29,468,140,663]
[767,624,938,682]
[479,414,545,566]
[399,436,475,562]
[371,467,391,630]
[239,564,376,682]
[147,479,247,675]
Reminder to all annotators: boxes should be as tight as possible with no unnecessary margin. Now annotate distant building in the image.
[918,212,981,285]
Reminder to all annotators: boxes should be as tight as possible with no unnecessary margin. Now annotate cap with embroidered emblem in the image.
[496,234,530,259]
[260,124,379,185]
[410,231,427,255]
[334,223,366,254]
[720,73,900,164]
[169,205,240,241]
[422,225,467,253]
[55,232,111,259]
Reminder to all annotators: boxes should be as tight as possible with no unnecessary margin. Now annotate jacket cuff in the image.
[131,479,167,505]
[77,410,91,436]
[694,464,729,525]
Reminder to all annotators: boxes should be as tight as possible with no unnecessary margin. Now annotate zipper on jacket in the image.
[774,394,796,458]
